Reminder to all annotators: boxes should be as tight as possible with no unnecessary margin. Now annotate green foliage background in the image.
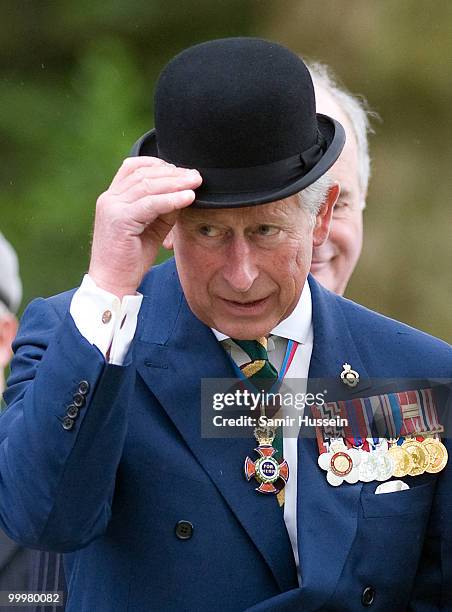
[2,1,451,341]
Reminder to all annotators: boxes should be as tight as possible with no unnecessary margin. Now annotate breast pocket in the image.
[360,478,436,519]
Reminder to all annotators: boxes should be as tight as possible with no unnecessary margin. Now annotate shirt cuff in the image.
[69,274,143,365]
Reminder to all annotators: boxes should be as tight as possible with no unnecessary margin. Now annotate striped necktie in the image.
[232,337,278,391]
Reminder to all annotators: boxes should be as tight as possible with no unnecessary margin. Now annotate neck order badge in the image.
[233,338,299,504]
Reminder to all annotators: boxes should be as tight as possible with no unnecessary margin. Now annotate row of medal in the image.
[318,435,448,487]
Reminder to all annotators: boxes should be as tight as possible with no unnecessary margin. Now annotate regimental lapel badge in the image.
[244,425,289,494]
[340,363,360,388]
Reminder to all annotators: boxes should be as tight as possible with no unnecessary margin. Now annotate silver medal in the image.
[375,451,395,481]
[358,452,378,482]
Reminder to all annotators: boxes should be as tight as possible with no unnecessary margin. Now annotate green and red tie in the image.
[232,337,278,389]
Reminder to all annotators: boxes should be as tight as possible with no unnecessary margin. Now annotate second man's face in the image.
[311,87,364,296]
[310,133,363,296]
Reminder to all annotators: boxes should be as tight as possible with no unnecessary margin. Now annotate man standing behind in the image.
[0,233,33,602]
[309,63,374,296]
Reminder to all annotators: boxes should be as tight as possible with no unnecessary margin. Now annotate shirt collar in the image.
[211,280,312,345]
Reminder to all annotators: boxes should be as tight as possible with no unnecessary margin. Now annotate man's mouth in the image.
[218,296,270,313]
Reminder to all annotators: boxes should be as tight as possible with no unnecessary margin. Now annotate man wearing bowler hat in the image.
[0,38,451,611]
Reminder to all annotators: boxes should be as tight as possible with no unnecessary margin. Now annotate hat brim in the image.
[129,114,345,208]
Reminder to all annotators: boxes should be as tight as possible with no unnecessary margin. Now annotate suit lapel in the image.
[134,261,297,592]
[295,277,370,609]
[307,275,371,390]
[134,264,381,603]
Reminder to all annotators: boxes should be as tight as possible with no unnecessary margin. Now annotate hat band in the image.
[158,137,325,195]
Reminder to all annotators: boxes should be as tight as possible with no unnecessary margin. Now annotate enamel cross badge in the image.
[244,444,289,494]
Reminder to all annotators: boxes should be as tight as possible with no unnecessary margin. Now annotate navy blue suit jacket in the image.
[0,260,451,611]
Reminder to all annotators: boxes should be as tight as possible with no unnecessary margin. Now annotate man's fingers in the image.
[111,164,202,197]
[112,165,178,195]
[115,167,201,198]
[129,190,196,224]
[109,156,170,189]
[119,173,202,202]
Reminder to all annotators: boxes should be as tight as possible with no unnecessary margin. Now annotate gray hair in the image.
[307,61,377,202]
[296,172,333,223]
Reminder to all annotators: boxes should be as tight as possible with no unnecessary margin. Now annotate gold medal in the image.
[402,439,429,476]
[388,444,413,478]
[422,438,449,474]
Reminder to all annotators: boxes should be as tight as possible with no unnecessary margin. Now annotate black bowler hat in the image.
[130,37,345,208]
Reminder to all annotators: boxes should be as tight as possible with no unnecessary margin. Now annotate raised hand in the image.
[89,156,202,298]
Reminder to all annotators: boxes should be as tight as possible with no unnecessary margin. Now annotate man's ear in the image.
[0,313,18,369]
[162,229,174,250]
[312,182,340,247]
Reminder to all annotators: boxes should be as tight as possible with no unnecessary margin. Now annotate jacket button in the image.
[78,380,90,395]
[361,586,375,607]
[62,416,74,431]
[66,404,79,419]
[175,520,193,540]
[73,393,85,408]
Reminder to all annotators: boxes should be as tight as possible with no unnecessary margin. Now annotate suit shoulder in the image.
[337,293,451,356]
[11,288,78,360]
[18,288,77,331]
[138,257,177,295]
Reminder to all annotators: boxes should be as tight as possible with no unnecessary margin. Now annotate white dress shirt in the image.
[70,275,142,366]
[70,274,313,583]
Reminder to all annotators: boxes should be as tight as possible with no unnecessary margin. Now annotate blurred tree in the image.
[1,0,254,299]
[1,0,451,340]
[258,0,452,340]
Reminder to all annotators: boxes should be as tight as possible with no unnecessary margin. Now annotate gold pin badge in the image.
[340,363,360,388]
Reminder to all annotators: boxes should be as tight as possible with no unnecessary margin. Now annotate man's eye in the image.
[257,225,278,236]
[333,201,349,216]
[199,225,220,237]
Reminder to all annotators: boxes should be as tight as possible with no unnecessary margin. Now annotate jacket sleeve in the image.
[0,297,135,552]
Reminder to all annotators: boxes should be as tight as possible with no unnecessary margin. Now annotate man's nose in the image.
[222,237,259,293]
